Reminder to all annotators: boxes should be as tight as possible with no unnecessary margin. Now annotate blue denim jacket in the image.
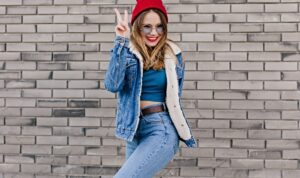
[104,36,196,148]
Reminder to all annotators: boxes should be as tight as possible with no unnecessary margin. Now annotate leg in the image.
[114,112,179,178]
[125,135,138,160]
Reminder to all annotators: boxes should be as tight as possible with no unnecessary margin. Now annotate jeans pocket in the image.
[142,113,164,125]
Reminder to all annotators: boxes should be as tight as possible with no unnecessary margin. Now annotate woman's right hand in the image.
[114,8,130,38]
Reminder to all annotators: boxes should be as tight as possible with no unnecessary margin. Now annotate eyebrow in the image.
[142,23,162,26]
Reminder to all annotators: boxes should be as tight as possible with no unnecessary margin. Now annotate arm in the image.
[104,36,130,93]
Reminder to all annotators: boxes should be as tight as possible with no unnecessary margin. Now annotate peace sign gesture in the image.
[114,8,130,38]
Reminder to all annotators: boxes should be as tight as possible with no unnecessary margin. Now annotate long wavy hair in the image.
[130,9,175,70]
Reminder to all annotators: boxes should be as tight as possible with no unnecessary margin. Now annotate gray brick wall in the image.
[0,0,299,177]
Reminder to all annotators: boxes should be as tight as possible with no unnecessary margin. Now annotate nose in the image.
[150,28,158,35]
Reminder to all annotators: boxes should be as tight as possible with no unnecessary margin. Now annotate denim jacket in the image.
[104,36,197,148]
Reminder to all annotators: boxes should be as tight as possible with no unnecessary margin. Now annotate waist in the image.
[140,103,168,117]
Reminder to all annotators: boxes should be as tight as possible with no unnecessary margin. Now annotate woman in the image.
[104,0,196,177]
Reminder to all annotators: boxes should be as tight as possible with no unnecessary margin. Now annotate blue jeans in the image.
[114,106,180,178]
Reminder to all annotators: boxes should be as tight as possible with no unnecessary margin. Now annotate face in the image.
[140,10,164,47]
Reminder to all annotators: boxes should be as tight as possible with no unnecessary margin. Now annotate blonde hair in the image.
[130,9,175,70]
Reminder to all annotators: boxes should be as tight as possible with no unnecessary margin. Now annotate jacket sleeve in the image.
[104,36,130,93]
[177,54,185,98]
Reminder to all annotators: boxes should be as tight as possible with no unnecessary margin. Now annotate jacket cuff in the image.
[115,35,129,47]
[183,136,197,148]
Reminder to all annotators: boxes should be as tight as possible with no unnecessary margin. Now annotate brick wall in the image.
[0,0,300,178]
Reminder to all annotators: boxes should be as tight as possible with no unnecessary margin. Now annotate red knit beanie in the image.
[131,0,168,25]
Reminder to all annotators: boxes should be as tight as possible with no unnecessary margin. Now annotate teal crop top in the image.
[140,68,167,102]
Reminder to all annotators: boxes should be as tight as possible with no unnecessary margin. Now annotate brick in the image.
[54,34,84,42]
[69,6,99,14]
[0,145,20,154]
[69,136,100,146]
[0,126,20,135]
[231,101,264,109]
[181,14,213,23]
[265,101,298,109]
[5,136,35,144]
[249,149,281,159]
[231,81,263,90]
[214,91,246,99]
[21,164,51,173]
[266,120,298,129]
[215,129,247,138]
[0,108,21,116]
[22,71,51,79]
[185,71,213,80]
[232,43,263,51]
[0,0,21,5]
[68,24,99,32]
[215,14,246,23]
[197,81,229,89]
[266,62,297,70]
[181,148,214,157]
[265,81,297,90]
[267,140,299,149]
[69,43,99,52]
[249,169,281,178]
[249,130,281,139]
[197,100,230,109]
[23,15,52,23]
[22,108,52,117]
[37,24,67,32]
[266,160,298,169]
[5,155,34,164]
[6,98,35,107]
[53,52,83,61]
[53,71,83,79]
[69,155,101,165]
[198,4,230,13]
[215,110,246,119]
[283,130,300,139]
[54,15,84,23]
[0,164,19,172]
[37,136,67,145]
[36,155,67,165]
[4,80,32,89]
[6,43,36,52]
[167,4,197,13]
[37,117,68,126]
[23,0,52,5]
[266,3,298,12]
[198,62,229,70]
[168,24,196,32]
[265,23,297,32]
[0,52,20,61]
[249,33,281,42]
[0,15,21,23]
[215,53,247,62]
[232,139,265,149]
[249,72,281,80]
[231,159,264,169]
[37,43,67,52]
[54,0,84,4]
[7,24,35,32]
[198,42,230,51]
[52,165,84,174]
[53,146,85,155]
[85,15,115,23]
[180,167,213,177]
[22,52,51,61]
[232,62,263,70]
[231,24,263,32]
[85,33,115,42]
[248,110,281,119]
[53,90,83,98]
[282,170,300,178]
[38,6,67,14]
[0,34,21,42]
[283,150,300,159]
[22,126,51,135]
[37,99,67,107]
[198,120,229,129]
[215,149,247,158]
[248,91,280,100]
[22,89,51,98]
[249,52,281,61]
[232,4,264,12]
[22,34,52,42]
[37,80,67,89]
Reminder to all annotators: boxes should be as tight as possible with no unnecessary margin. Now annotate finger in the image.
[114,8,122,22]
[124,9,128,24]
[116,24,125,31]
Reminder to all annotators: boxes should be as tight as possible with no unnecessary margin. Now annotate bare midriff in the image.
[140,100,163,109]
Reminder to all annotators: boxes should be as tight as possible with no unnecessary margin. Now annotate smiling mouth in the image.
[146,37,158,42]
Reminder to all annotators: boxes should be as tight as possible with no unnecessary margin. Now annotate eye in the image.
[156,25,164,34]
[142,25,152,34]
